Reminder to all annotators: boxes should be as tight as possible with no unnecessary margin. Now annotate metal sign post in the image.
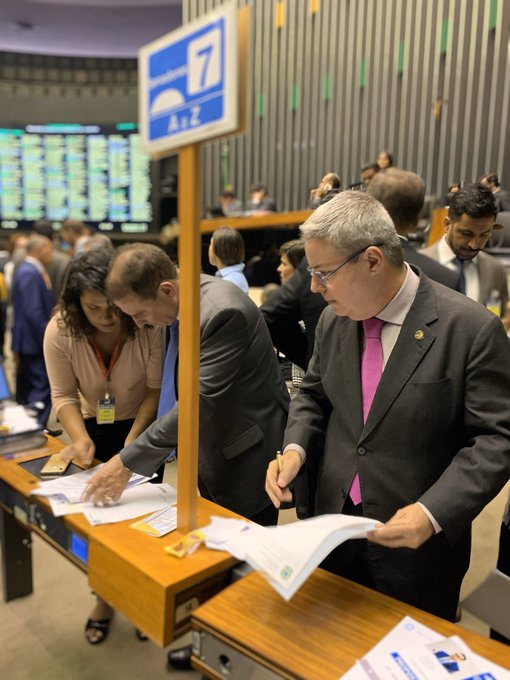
[138,4,247,532]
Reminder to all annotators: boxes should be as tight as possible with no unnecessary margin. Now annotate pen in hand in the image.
[276,450,283,474]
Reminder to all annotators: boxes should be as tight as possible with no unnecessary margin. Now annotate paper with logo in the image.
[131,505,178,537]
[339,616,510,680]
[201,513,380,601]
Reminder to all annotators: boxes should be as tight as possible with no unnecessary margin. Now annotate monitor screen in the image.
[0,363,11,401]
[0,123,153,233]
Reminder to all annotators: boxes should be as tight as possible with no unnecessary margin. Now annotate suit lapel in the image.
[360,278,438,441]
[336,319,364,436]
[476,252,490,304]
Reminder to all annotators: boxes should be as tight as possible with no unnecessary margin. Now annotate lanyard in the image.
[89,336,122,397]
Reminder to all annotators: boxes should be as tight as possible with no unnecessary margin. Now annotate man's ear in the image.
[365,246,383,272]
[159,280,177,298]
[444,217,451,233]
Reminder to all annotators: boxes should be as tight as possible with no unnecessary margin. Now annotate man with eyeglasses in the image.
[265,191,510,622]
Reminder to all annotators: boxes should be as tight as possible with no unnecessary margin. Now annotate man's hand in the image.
[82,454,132,505]
[265,450,301,508]
[367,503,435,549]
[60,437,95,465]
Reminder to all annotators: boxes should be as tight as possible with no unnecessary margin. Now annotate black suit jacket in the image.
[285,270,510,617]
[402,242,458,289]
[261,258,327,370]
[495,189,510,212]
[121,275,289,518]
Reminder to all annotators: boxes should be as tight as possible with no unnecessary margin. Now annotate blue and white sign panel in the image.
[139,3,238,155]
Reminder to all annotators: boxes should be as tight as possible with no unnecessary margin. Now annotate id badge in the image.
[97,397,116,425]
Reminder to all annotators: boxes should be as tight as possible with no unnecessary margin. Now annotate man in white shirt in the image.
[421,182,508,317]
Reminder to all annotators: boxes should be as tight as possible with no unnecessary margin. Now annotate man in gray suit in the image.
[421,182,508,316]
[266,191,510,621]
[82,244,289,525]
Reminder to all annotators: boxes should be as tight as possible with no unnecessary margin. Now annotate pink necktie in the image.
[349,317,384,505]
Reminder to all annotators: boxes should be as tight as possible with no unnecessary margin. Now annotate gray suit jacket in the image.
[121,274,289,518]
[285,271,510,611]
[421,241,508,312]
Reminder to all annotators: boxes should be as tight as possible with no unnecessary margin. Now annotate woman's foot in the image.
[85,599,114,644]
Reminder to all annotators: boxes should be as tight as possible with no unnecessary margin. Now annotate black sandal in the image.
[85,617,112,645]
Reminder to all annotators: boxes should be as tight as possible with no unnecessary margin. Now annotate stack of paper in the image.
[341,616,510,679]
[201,514,380,601]
[32,463,151,503]
[1,404,42,435]
[0,404,47,455]
[31,464,177,525]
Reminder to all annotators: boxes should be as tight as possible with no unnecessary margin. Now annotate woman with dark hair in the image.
[376,149,393,169]
[43,249,163,645]
[208,226,249,292]
[277,239,306,285]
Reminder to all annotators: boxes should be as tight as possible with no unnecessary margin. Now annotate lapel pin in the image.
[414,330,425,340]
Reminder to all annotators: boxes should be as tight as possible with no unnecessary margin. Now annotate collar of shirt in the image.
[24,255,45,275]
[215,263,245,278]
[376,263,420,327]
[437,236,478,270]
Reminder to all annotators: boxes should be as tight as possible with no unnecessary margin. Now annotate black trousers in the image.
[16,353,51,426]
[319,496,463,623]
[84,418,164,482]
[197,476,278,527]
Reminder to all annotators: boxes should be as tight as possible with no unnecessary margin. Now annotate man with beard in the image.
[421,183,507,316]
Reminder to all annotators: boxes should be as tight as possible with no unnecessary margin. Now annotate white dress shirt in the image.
[436,236,480,302]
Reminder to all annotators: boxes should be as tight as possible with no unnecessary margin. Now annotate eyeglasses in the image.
[307,243,385,287]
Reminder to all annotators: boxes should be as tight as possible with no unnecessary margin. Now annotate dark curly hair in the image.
[56,249,136,338]
[448,182,497,221]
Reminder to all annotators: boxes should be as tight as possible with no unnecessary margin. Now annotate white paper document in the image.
[48,494,86,517]
[1,404,41,435]
[130,505,178,537]
[32,463,153,503]
[202,513,380,601]
[340,616,510,680]
[82,483,177,526]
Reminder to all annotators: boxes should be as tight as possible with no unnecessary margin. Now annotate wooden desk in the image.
[200,210,312,234]
[191,570,510,679]
[0,436,239,646]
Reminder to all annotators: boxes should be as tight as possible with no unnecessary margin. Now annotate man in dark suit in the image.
[261,256,327,371]
[32,219,71,300]
[480,172,510,212]
[367,168,458,290]
[82,243,289,525]
[266,191,510,621]
[421,183,508,316]
[12,235,54,425]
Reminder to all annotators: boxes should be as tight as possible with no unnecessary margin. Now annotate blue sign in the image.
[139,4,238,154]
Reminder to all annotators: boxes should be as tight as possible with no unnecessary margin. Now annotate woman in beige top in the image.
[43,248,163,645]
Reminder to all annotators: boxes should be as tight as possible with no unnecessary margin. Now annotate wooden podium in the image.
[0,437,239,645]
[191,570,510,679]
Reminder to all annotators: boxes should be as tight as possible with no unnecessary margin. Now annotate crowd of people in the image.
[1,156,509,665]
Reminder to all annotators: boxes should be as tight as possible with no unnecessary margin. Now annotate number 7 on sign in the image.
[187,27,222,95]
